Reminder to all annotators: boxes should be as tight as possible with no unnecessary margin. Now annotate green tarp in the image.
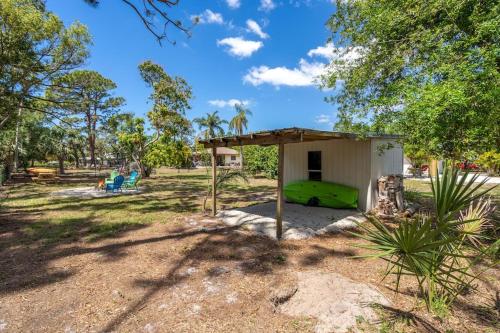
[284,180,358,209]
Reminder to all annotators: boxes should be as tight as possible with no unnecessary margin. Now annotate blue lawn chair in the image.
[105,175,124,193]
[124,170,140,190]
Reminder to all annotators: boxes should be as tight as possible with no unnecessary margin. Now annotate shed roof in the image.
[200,127,401,148]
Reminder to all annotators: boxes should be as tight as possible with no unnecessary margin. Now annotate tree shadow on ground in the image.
[0,210,147,294]
[299,244,355,266]
[453,295,499,328]
[373,304,441,333]
[97,225,300,332]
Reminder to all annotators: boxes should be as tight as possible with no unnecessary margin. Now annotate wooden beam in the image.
[276,142,284,240]
[211,147,217,217]
[203,134,304,148]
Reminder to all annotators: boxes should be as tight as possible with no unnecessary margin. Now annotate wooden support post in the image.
[211,147,217,217]
[276,142,284,240]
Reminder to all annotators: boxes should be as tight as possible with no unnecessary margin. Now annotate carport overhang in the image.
[198,127,401,240]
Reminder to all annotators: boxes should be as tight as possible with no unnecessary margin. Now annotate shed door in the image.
[308,151,322,181]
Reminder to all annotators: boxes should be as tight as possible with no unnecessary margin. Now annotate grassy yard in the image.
[405,178,500,223]
[0,168,276,244]
[0,170,498,332]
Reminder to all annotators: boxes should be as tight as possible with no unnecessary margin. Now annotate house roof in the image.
[209,147,240,155]
[199,127,401,148]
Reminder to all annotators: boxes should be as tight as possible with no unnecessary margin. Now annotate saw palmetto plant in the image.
[354,165,496,313]
[458,198,494,249]
[202,168,249,212]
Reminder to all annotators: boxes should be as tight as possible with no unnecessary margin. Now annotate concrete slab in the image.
[51,186,142,198]
[217,202,366,240]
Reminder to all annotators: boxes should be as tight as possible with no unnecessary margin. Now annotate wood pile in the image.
[375,175,405,218]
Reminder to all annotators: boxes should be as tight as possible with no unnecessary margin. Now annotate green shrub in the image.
[476,150,500,175]
[243,145,278,179]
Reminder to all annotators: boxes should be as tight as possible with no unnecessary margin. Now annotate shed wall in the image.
[369,139,404,209]
[283,139,372,211]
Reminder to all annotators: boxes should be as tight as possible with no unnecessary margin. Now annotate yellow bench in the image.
[27,168,57,176]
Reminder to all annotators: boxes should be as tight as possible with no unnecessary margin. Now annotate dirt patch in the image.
[278,271,390,333]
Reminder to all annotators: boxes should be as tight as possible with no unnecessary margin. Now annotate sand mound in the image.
[279,271,390,333]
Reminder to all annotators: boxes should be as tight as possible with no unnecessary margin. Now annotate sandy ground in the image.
[217,202,366,239]
[1,214,499,332]
[280,271,390,333]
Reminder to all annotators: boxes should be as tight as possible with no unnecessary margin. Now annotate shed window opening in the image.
[308,151,322,181]
[231,156,236,161]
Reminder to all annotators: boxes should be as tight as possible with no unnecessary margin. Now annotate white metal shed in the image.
[200,128,403,239]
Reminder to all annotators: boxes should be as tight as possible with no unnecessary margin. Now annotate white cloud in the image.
[243,59,326,87]
[307,43,336,59]
[308,42,364,63]
[191,9,224,25]
[315,114,335,126]
[226,0,241,9]
[217,37,263,58]
[246,19,269,39]
[242,41,364,88]
[208,99,250,108]
[259,0,276,12]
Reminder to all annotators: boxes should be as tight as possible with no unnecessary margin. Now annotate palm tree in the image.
[229,104,252,167]
[193,111,227,140]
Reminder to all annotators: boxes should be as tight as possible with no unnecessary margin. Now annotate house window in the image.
[231,156,236,161]
[308,151,322,181]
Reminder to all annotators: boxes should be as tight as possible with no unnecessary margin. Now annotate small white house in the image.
[211,147,242,167]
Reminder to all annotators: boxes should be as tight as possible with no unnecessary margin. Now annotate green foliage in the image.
[354,165,496,312]
[46,70,124,166]
[144,140,192,170]
[194,141,211,166]
[112,61,193,176]
[476,151,500,175]
[326,0,500,159]
[243,145,278,179]
[0,0,90,129]
[404,144,429,169]
[138,60,192,138]
[193,111,227,140]
[228,104,252,136]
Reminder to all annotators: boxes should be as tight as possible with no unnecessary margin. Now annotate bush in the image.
[243,145,278,179]
[476,151,500,175]
[354,165,496,314]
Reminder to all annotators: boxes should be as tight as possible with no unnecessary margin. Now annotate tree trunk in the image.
[73,148,80,168]
[89,132,96,167]
[58,156,65,175]
[80,147,87,167]
[239,146,244,169]
[135,158,151,178]
[13,100,23,171]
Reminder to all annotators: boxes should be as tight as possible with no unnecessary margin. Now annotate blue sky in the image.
[46,0,342,134]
